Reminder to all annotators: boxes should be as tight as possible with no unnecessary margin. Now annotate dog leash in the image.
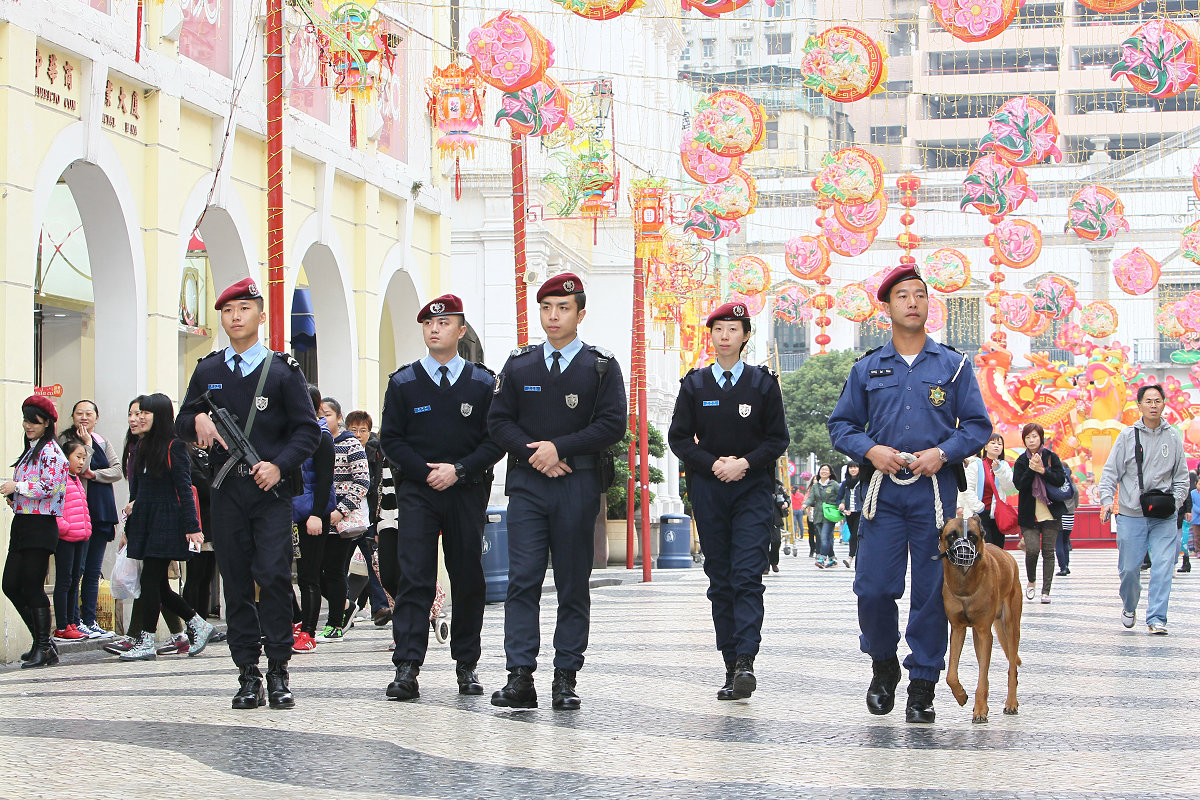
[861,452,946,530]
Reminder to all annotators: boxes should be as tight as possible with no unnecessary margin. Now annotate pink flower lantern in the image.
[834,193,889,233]
[680,129,741,184]
[927,295,948,333]
[1066,185,1129,242]
[987,219,1042,268]
[998,292,1038,333]
[1080,301,1119,339]
[960,155,1037,222]
[1113,248,1162,295]
[929,0,1020,43]
[835,282,875,323]
[922,248,971,293]
[774,283,813,324]
[466,12,553,94]
[729,255,771,296]
[1031,275,1078,321]
[813,147,884,206]
[819,216,875,257]
[1182,220,1200,266]
[1110,19,1198,100]
[784,235,831,280]
[978,96,1062,167]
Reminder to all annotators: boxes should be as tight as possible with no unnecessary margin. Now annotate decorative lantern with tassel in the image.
[427,62,485,201]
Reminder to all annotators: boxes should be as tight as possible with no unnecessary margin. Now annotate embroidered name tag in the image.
[414,405,432,414]
[703,400,720,407]
[207,384,223,390]
[523,386,542,392]
[868,369,893,378]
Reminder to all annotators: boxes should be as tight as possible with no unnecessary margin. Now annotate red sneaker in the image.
[292,631,316,653]
[53,625,88,641]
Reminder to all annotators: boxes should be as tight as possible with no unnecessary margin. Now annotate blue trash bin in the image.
[658,514,693,569]
[482,507,509,604]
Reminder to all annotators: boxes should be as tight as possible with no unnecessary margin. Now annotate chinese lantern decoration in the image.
[681,130,742,184]
[835,283,875,323]
[978,96,1062,167]
[1110,19,1198,99]
[691,91,765,157]
[998,293,1039,333]
[631,178,667,259]
[927,295,948,333]
[728,291,766,317]
[800,27,889,103]
[960,155,1037,221]
[895,173,921,266]
[551,0,644,20]
[699,169,757,219]
[774,283,813,324]
[1179,293,1200,333]
[1078,0,1142,11]
[988,218,1042,268]
[1193,161,1200,200]
[1113,248,1162,295]
[814,147,884,206]
[1079,301,1119,339]
[922,248,971,293]
[682,0,752,20]
[495,77,573,137]
[819,216,876,257]
[834,192,888,234]
[1158,304,1186,338]
[930,0,1020,42]
[683,91,764,243]
[466,12,553,93]
[1182,220,1200,266]
[811,281,835,354]
[322,0,392,147]
[426,62,485,201]
[729,255,771,297]
[1031,276,1078,321]
[784,235,831,280]
[1066,185,1128,241]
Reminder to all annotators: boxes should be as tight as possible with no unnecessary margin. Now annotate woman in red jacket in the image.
[52,441,92,641]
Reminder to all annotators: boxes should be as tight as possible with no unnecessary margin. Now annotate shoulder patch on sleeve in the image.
[587,344,615,359]
[854,345,882,364]
[510,344,540,358]
[472,361,496,377]
[273,351,302,370]
[471,362,497,387]
[680,367,702,387]
[757,364,780,381]
[389,362,418,384]
[198,350,222,364]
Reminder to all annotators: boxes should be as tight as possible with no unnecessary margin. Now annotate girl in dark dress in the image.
[118,393,215,661]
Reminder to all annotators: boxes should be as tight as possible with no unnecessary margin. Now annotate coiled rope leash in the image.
[861,452,945,531]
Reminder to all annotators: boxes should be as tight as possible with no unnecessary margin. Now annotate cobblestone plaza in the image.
[0,550,1195,799]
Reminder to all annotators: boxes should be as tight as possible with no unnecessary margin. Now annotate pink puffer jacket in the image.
[57,474,92,542]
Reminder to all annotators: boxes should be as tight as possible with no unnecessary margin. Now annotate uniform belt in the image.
[510,454,597,471]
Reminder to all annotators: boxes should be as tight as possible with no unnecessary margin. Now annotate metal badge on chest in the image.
[565,393,579,409]
[255,396,269,411]
[461,402,473,417]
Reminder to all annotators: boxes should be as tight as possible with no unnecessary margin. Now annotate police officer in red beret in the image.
[487,273,626,710]
[668,301,789,701]
[177,278,320,709]
[828,266,991,723]
[378,294,504,701]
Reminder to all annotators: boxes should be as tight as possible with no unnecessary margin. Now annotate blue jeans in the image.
[818,518,837,559]
[1116,514,1181,627]
[53,539,88,630]
[78,526,113,627]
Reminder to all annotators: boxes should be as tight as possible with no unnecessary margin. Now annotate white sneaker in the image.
[1148,622,1168,635]
[79,622,112,639]
[1122,610,1135,629]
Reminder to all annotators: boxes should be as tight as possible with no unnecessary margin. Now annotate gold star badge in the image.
[928,385,947,407]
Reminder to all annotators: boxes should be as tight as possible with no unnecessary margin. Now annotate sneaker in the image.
[187,616,216,657]
[79,622,114,639]
[842,559,851,569]
[103,636,135,655]
[156,633,191,656]
[1148,622,1169,635]
[1040,594,1051,604]
[815,559,827,569]
[293,631,317,653]
[316,625,345,642]
[53,624,88,641]
[119,632,157,661]
[1122,610,1136,629]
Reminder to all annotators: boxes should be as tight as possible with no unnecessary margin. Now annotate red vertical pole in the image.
[266,0,285,352]
[511,135,529,347]
[625,374,637,570]
[633,255,651,582]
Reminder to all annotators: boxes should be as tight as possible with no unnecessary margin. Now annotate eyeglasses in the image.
[1140,398,1164,405]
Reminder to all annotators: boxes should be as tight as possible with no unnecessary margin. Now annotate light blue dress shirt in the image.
[710,360,745,387]
[543,337,584,372]
[224,341,269,376]
[419,353,466,386]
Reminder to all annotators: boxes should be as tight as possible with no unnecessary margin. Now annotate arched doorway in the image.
[293,243,356,405]
[378,267,424,403]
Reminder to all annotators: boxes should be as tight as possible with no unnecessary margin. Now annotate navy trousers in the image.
[853,471,955,682]
[391,481,489,667]
[689,471,772,662]
[503,467,602,672]
[210,474,295,666]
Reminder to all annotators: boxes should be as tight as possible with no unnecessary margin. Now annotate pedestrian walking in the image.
[291,384,335,654]
[838,463,863,569]
[805,464,841,569]
[770,480,789,573]
[343,410,391,625]
[488,273,626,710]
[117,393,214,661]
[1098,383,1189,634]
[668,301,789,701]
[178,277,320,709]
[1012,423,1067,604]
[828,265,991,724]
[959,433,1015,550]
[1,396,69,668]
[379,294,504,701]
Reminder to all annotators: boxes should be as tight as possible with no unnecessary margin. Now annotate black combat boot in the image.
[490,666,537,709]
[266,659,295,709]
[386,661,420,700]
[551,668,581,711]
[232,664,265,709]
[866,656,901,715]
[716,659,737,701]
[731,655,756,699]
[21,608,59,669]
[17,605,35,661]
[456,662,483,695]
[905,678,936,724]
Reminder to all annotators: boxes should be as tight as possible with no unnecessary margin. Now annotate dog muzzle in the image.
[947,535,978,568]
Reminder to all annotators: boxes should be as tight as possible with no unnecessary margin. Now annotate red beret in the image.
[537,272,584,302]
[706,301,752,328]
[876,265,927,302]
[22,395,58,422]
[417,293,465,322]
[214,277,262,310]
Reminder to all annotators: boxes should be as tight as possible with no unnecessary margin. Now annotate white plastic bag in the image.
[111,546,142,600]
[348,546,369,577]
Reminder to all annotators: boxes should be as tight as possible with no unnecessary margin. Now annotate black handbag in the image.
[1135,428,1176,519]
[1044,455,1075,504]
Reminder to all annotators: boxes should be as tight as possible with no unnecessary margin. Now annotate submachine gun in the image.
[188,390,279,498]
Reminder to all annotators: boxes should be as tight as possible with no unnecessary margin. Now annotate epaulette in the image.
[680,367,701,385]
[510,344,540,358]
[388,361,418,383]
[198,350,222,364]
[586,344,615,359]
[854,346,882,363]
[756,364,780,381]
[274,351,302,370]
[943,343,965,356]
[472,360,496,377]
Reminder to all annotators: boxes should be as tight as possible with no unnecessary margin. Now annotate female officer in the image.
[668,302,789,701]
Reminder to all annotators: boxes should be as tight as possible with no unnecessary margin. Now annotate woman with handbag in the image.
[959,433,1017,549]
[804,464,842,569]
[315,397,370,642]
[117,393,214,661]
[1012,422,1069,604]
[837,464,864,569]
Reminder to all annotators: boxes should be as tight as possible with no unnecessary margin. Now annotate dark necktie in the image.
[438,365,451,389]
[232,354,243,376]
[721,370,733,391]
[550,351,562,378]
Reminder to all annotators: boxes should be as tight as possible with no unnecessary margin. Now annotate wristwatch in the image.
[453,463,467,481]
[936,448,948,463]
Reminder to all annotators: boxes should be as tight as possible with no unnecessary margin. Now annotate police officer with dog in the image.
[378,294,504,701]
[487,273,626,710]
[828,265,991,723]
[668,301,789,701]
[178,278,320,710]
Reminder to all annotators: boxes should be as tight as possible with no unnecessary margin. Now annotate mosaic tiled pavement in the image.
[1,549,1196,799]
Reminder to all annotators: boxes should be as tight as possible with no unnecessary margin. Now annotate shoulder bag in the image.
[1135,428,1176,519]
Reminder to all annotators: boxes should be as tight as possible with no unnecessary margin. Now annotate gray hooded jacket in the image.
[1098,418,1189,518]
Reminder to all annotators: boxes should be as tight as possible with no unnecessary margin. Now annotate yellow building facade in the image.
[0,0,453,660]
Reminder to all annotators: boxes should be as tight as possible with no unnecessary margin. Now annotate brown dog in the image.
[938,514,1023,723]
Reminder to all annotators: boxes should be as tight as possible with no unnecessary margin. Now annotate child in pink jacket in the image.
[53,441,93,641]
